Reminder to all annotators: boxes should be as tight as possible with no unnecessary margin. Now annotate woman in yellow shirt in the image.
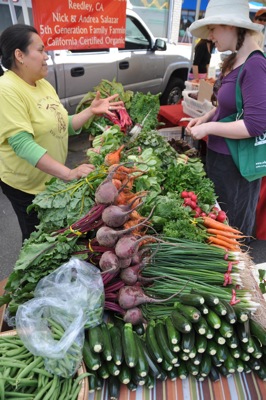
[0,24,124,241]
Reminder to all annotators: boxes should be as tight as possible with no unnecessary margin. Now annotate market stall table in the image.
[158,103,191,134]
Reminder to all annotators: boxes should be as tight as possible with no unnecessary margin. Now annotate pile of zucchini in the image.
[83,294,266,398]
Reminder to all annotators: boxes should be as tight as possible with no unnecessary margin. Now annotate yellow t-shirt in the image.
[0,71,69,194]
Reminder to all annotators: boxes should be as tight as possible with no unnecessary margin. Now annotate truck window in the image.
[124,16,150,50]
[0,4,33,34]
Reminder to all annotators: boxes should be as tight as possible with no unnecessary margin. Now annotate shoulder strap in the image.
[235,50,266,118]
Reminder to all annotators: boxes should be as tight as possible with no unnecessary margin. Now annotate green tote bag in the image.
[220,51,266,182]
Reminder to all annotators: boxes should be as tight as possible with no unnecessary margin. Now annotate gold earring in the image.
[20,61,24,64]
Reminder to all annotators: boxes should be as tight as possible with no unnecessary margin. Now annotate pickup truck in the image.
[46,8,190,114]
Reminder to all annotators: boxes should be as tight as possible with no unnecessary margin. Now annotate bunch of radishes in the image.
[181,190,227,222]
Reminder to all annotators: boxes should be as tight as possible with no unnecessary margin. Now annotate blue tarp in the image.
[182,0,209,11]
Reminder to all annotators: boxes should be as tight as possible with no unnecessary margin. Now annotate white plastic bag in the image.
[16,257,104,377]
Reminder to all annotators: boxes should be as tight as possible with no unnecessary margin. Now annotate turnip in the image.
[123,306,147,325]
[101,195,144,228]
[99,251,120,273]
[96,210,154,248]
[118,285,180,310]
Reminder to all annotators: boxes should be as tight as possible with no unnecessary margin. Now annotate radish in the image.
[99,251,120,273]
[123,307,147,325]
[101,195,144,228]
[118,285,180,309]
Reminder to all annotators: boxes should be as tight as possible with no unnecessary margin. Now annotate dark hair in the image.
[0,24,38,71]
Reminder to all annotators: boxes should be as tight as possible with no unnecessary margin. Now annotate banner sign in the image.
[32,0,127,50]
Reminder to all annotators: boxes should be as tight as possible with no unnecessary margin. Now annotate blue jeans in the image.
[206,149,261,238]
[0,181,39,242]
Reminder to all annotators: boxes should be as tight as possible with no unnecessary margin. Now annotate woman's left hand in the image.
[90,91,124,116]
[188,123,209,141]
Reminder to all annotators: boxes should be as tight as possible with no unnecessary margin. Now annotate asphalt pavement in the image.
[1,132,266,282]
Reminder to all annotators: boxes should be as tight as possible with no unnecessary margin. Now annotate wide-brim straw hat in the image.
[189,0,263,39]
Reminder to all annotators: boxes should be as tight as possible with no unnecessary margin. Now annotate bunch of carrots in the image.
[202,216,247,251]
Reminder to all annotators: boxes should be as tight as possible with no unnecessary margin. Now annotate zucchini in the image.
[108,375,120,400]
[198,304,209,315]
[240,351,250,362]
[118,363,131,385]
[155,320,178,364]
[195,334,208,353]
[133,322,145,336]
[252,336,263,359]
[235,358,245,373]
[241,337,255,354]
[101,322,113,362]
[122,323,137,368]
[141,341,164,379]
[131,369,146,386]
[226,333,239,348]
[206,340,217,356]
[146,321,163,363]
[167,367,179,381]
[237,320,250,343]
[218,365,231,377]
[211,354,222,367]
[161,358,173,371]
[97,363,110,379]
[206,309,221,330]
[165,316,181,345]
[255,362,266,381]
[230,347,241,359]
[219,299,237,324]
[145,374,155,389]
[219,319,234,338]
[176,361,188,379]
[82,340,101,371]
[187,360,199,376]
[87,325,104,353]
[205,324,215,339]
[179,293,205,306]
[224,353,236,374]
[133,332,149,378]
[179,351,189,361]
[209,366,220,382]
[170,341,181,353]
[109,324,123,366]
[188,346,197,359]
[200,353,212,377]
[192,290,219,306]
[171,310,192,333]
[106,360,121,376]
[181,329,195,354]
[175,303,201,323]
[214,331,226,345]
[88,373,99,393]
[192,352,202,366]
[244,364,252,374]
[194,316,208,336]
[247,357,261,371]
[211,301,227,317]
[127,381,138,391]
[234,307,250,323]
[216,344,229,362]
[249,318,266,346]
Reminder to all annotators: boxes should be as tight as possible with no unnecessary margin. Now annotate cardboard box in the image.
[198,79,214,102]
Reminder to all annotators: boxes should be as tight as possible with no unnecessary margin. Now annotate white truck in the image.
[0,1,191,114]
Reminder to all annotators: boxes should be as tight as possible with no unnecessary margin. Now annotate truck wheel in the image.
[160,78,185,105]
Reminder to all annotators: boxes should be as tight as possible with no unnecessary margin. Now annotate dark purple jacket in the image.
[208,51,266,155]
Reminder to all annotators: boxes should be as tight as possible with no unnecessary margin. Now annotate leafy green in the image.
[129,92,161,132]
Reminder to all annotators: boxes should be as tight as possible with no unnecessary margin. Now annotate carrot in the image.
[214,234,240,247]
[104,145,125,166]
[207,236,239,251]
[202,216,242,234]
[112,179,123,189]
[206,228,245,239]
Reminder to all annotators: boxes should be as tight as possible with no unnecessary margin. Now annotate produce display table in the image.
[158,103,191,132]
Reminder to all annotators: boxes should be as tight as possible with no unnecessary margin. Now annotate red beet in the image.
[99,251,120,273]
[123,307,146,325]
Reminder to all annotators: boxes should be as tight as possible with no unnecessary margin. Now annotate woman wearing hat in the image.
[186,0,266,239]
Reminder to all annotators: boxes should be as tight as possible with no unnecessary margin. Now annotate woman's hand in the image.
[66,164,95,181]
[90,91,124,116]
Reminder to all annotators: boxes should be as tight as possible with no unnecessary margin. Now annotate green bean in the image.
[0,372,5,400]
[69,372,91,399]
[5,347,30,357]
[4,392,35,399]
[43,374,59,400]
[16,356,43,381]
[58,378,71,400]
[32,379,53,400]
[32,367,53,378]
[0,359,27,369]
